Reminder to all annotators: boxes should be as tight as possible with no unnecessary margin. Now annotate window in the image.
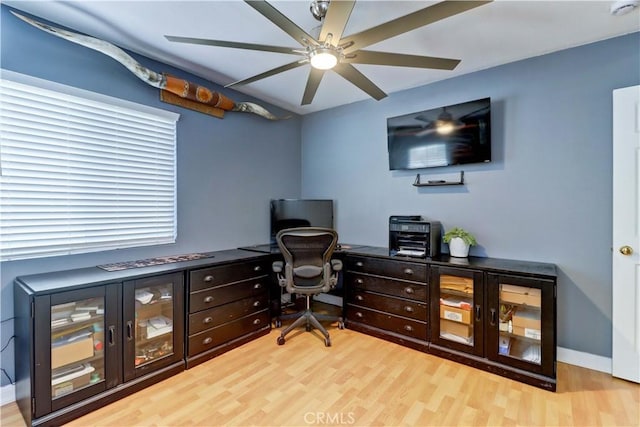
[0,70,180,261]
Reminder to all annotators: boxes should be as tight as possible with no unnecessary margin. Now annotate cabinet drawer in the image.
[189,278,268,313]
[346,273,426,301]
[347,289,427,321]
[346,305,427,341]
[189,294,269,334]
[345,256,426,281]
[188,310,269,356]
[190,260,268,292]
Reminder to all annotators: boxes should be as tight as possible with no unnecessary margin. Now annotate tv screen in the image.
[387,97,491,170]
[270,199,334,244]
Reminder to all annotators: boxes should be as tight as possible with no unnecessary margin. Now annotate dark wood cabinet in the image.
[15,272,185,427]
[186,260,271,367]
[486,273,556,379]
[429,266,484,357]
[344,255,428,350]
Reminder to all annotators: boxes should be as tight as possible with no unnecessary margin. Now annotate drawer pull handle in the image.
[404,306,414,313]
[404,268,414,275]
[404,287,414,294]
[126,321,133,341]
[203,337,213,345]
[490,308,497,326]
[356,278,364,285]
[253,283,262,289]
[204,275,214,282]
[404,325,414,332]
[108,325,116,346]
[356,261,364,267]
[203,316,213,324]
[355,312,364,318]
[204,296,214,303]
[253,318,261,325]
[254,265,262,272]
[253,300,261,307]
[475,305,481,322]
[355,295,364,301]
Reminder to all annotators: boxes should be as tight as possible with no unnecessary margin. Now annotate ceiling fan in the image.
[165,0,492,106]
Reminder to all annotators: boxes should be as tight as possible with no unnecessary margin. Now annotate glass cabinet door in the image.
[34,285,119,417]
[430,266,484,356]
[123,272,184,380]
[487,273,555,377]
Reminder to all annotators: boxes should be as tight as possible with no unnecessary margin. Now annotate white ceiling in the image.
[4,1,640,115]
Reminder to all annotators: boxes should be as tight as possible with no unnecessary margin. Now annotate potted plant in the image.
[443,227,477,258]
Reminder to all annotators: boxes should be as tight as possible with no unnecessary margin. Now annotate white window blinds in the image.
[0,71,180,261]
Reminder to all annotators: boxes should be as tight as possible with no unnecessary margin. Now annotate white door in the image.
[612,85,640,383]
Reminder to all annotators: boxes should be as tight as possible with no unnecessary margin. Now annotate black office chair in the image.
[272,227,344,346]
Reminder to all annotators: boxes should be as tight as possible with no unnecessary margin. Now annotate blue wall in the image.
[301,31,640,358]
[0,5,302,387]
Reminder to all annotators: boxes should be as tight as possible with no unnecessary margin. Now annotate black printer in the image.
[389,215,441,258]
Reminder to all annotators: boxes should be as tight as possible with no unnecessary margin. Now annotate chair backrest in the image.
[276,227,338,291]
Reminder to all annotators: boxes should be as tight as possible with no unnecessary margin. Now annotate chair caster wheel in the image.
[338,321,345,330]
[324,337,331,347]
[275,319,282,328]
[277,336,285,345]
[306,324,312,332]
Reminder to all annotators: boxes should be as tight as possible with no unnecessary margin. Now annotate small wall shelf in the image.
[413,171,465,187]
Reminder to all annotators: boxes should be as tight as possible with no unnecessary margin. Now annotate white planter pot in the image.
[448,237,470,258]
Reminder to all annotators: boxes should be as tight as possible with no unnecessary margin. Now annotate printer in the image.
[389,215,441,258]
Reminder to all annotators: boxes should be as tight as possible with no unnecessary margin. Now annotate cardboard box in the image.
[440,319,472,339]
[51,336,94,369]
[440,305,471,325]
[512,308,541,331]
[513,325,542,340]
[440,275,474,295]
[500,284,541,307]
[52,371,92,398]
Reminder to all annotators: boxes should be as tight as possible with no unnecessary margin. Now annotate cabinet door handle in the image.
[404,287,414,294]
[253,318,261,325]
[355,312,363,318]
[253,300,261,307]
[355,295,364,301]
[204,296,214,303]
[356,261,364,267]
[203,337,213,345]
[356,278,364,285]
[253,283,262,290]
[490,308,497,326]
[108,325,116,346]
[204,275,214,282]
[254,265,262,272]
[404,325,414,332]
[203,316,213,324]
[475,305,481,322]
[404,268,414,276]
[126,321,133,341]
[404,306,414,313]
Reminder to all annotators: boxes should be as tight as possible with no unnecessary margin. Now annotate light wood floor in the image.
[2,328,638,427]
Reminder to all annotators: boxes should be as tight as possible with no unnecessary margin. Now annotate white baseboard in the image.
[1,383,15,406]
[557,346,612,374]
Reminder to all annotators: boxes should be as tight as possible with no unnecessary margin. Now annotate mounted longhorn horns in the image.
[10,11,285,121]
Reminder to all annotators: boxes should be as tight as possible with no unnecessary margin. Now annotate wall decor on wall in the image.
[10,10,286,121]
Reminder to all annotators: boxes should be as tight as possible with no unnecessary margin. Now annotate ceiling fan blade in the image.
[319,0,356,45]
[164,35,304,56]
[301,68,326,105]
[333,63,387,101]
[245,0,319,47]
[225,60,307,87]
[340,1,492,54]
[343,50,460,70]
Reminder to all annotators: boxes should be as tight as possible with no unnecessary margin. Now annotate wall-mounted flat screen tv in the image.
[270,199,334,244]
[387,97,491,170]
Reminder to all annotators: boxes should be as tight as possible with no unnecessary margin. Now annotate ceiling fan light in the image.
[310,48,338,70]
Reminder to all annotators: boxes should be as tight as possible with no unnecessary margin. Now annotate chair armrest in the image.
[331,259,343,271]
[272,261,284,273]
